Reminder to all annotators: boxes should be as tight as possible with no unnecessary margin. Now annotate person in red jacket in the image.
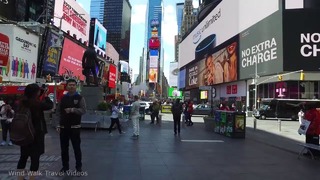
[186,101,194,126]
[304,103,320,156]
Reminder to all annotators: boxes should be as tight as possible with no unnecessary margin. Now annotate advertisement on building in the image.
[120,60,129,73]
[108,64,116,88]
[239,11,283,79]
[0,25,39,83]
[283,9,320,71]
[168,87,183,99]
[185,38,239,89]
[149,68,158,83]
[179,0,280,68]
[169,62,178,87]
[58,38,85,81]
[0,0,26,21]
[91,18,107,57]
[149,56,158,68]
[0,32,9,67]
[178,68,186,89]
[100,63,109,86]
[41,31,62,76]
[53,0,90,42]
[219,81,246,98]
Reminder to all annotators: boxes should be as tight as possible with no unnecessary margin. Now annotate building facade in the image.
[176,2,184,35]
[90,0,132,61]
[180,0,198,37]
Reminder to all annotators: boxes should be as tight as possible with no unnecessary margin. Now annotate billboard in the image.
[108,64,116,88]
[0,0,26,21]
[0,25,40,83]
[169,62,178,87]
[0,33,10,67]
[91,18,107,57]
[179,0,280,68]
[120,60,129,73]
[178,69,186,89]
[53,0,90,42]
[149,68,158,83]
[185,38,239,89]
[41,31,63,76]
[58,38,86,81]
[239,11,283,79]
[168,87,183,99]
[283,9,320,71]
[149,56,158,68]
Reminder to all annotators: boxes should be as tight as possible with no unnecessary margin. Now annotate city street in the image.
[0,113,319,180]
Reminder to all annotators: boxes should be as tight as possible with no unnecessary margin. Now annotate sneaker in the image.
[0,141,6,146]
[109,133,113,136]
[8,141,13,146]
[120,131,126,134]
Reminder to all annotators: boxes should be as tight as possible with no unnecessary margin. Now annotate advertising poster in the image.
[100,63,109,86]
[149,56,158,68]
[219,111,226,135]
[58,38,85,81]
[235,114,245,133]
[178,68,186,89]
[120,60,129,73]
[169,62,178,87]
[200,91,208,99]
[168,87,183,99]
[225,112,234,137]
[214,111,221,133]
[283,9,320,71]
[53,0,90,42]
[0,25,39,83]
[41,31,62,76]
[93,19,107,56]
[185,39,238,89]
[0,32,9,67]
[108,64,116,88]
[239,11,283,79]
[149,68,158,83]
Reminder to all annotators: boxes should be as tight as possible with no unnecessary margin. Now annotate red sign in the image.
[108,64,116,88]
[0,33,10,67]
[149,38,160,49]
[226,85,231,94]
[232,85,237,94]
[58,38,85,81]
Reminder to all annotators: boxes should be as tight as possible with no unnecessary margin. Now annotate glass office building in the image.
[176,3,184,35]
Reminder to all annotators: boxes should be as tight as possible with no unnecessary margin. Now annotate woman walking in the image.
[108,100,125,136]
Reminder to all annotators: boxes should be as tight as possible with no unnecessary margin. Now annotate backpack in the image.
[10,107,35,146]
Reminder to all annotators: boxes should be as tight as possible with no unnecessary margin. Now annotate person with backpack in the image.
[171,99,183,135]
[108,99,125,136]
[14,83,53,180]
[150,100,160,124]
[0,98,14,146]
[56,79,86,173]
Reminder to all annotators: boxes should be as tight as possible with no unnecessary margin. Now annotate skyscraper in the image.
[176,3,184,35]
[90,0,132,61]
[181,0,198,37]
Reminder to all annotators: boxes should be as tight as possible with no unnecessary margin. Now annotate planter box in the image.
[203,117,215,131]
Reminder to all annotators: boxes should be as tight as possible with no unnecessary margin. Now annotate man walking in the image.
[56,79,86,173]
[131,95,140,138]
[171,99,183,135]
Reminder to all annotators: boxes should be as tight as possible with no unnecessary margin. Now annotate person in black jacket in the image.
[17,83,53,180]
[56,79,86,173]
[171,99,183,135]
[82,44,100,85]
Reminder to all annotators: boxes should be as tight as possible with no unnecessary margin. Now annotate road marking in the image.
[181,140,224,143]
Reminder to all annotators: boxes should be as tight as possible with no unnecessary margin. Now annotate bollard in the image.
[253,118,257,130]
[278,119,281,131]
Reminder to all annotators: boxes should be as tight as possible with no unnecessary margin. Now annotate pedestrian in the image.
[171,99,183,135]
[16,83,53,180]
[109,99,125,136]
[150,100,160,124]
[131,95,140,138]
[303,103,320,157]
[298,109,305,125]
[0,98,14,146]
[56,79,86,173]
[186,100,194,126]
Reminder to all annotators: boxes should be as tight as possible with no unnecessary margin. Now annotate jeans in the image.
[151,112,159,123]
[17,147,40,171]
[109,118,122,133]
[132,115,140,136]
[173,115,181,133]
[60,128,82,170]
[1,120,11,141]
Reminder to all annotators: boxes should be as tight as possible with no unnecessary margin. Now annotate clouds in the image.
[162,4,177,47]
[131,5,147,25]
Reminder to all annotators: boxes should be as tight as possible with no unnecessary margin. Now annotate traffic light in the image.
[278,75,283,81]
[300,71,305,80]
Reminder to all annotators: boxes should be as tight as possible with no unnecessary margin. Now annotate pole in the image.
[53,79,57,110]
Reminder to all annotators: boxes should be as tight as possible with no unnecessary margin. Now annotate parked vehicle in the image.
[253,98,320,120]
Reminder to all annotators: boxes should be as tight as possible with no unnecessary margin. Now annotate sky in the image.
[76,0,199,80]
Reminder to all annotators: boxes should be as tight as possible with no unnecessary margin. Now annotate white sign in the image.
[149,56,158,68]
[53,0,90,42]
[179,0,279,68]
[169,62,178,87]
[0,24,39,83]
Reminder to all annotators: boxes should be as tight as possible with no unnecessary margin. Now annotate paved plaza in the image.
[0,114,319,180]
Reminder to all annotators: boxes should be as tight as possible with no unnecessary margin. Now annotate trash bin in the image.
[139,107,145,120]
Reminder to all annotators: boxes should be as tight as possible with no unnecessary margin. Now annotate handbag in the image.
[298,118,311,135]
